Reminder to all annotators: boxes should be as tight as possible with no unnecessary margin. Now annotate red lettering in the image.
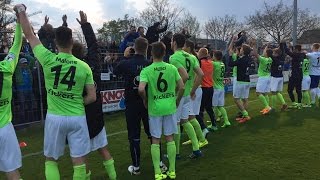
[101,89,125,104]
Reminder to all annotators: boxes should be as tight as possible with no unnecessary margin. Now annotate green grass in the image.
[1,89,320,180]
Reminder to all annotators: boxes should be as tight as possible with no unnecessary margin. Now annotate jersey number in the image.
[266,63,271,72]
[0,72,3,98]
[220,66,225,78]
[304,62,310,71]
[186,58,191,73]
[157,72,168,93]
[51,65,76,91]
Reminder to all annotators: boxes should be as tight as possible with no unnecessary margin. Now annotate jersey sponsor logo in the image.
[55,57,78,65]
[0,98,9,107]
[154,66,166,71]
[47,88,75,99]
[153,92,175,100]
[5,53,15,62]
[101,89,125,104]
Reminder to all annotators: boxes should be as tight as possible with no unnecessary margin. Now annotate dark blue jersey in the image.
[271,56,285,77]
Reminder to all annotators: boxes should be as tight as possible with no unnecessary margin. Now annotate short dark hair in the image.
[172,33,186,48]
[266,48,273,57]
[214,50,223,60]
[152,42,166,59]
[242,44,251,56]
[313,43,320,50]
[138,27,144,31]
[134,37,148,54]
[72,41,85,59]
[294,45,302,52]
[55,26,73,49]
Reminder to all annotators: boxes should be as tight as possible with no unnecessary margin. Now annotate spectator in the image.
[119,26,139,53]
[109,40,118,53]
[14,57,35,125]
[161,31,173,62]
[146,17,168,58]
[37,16,56,52]
[21,37,32,55]
[234,31,247,47]
[180,28,191,39]
[137,26,146,38]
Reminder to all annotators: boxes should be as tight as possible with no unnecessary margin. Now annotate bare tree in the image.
[246,1,320,43]
[138,0,184,31]
[204,15,241,42]
[73,28,86,45]
[177,11,201,38]
[0,0,14,43]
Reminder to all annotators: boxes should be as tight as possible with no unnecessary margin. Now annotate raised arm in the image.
[14,4,41,49]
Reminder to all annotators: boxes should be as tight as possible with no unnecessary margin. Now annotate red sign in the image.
[101,89,125,104]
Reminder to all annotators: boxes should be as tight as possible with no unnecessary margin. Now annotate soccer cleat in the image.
[128,165,141,175]
[262,107,272,115]
[202,128,209,138]
[288,102,298,109]
[297,103,302,109]
[260,108,266,113]
[221,121,231,128]
[199,139,209,148]
[281,104,288,111]
[182,140,192,145]
[188,150,202,159]
[238,116,251,123]
[216,115,223,122]
[302,104,312,108]
[155,173,167,180]
[167,171,176,179]
[207,125,218,131]
[160,162,168,174]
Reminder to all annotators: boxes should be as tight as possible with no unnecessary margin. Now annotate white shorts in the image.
[270,77,284,92]
[256,77,271,93]
[302,76,311,91]
[149,114,178,138]
[189,88,202,116]
[90,127,108,152]
[44,114,90,160]
[232,77,237,97]
[175,96,191,123]
[234,83,250,99]
[213,89,225,106]
[0,123,22,173]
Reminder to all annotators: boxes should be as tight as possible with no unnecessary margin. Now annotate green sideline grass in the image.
[1,90,320,180]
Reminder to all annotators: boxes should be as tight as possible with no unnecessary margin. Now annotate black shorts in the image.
[85,96,105,139]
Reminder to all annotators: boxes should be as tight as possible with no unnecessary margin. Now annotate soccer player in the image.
[301,58,312,107]
[282,42,306,109]
[253,44,273,115]
[139,42,184,180]
[70,11,116,179]
[197,48,216,134]
[114,37,166,174]
[16,4,97,179]
[212,50,230,127]
[170,33,205,158]
[229,44,254,123]
[270,47,288,111]
[0,15,23,180]
[306,43,320,107]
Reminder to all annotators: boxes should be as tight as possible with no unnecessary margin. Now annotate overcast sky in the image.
[18,0,320,31]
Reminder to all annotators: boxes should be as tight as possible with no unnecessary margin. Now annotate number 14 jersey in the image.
[33,45,94,116]
[140,62,181,116]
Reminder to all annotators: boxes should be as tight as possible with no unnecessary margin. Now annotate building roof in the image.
[297,29,320,44]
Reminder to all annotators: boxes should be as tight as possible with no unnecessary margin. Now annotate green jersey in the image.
[213,61,225,89]
[258,56,272,77]
[232,53,237,77]
[140,61,181,116]
[0,24,22,128]
[33,45,94,116]
[302,59,310,76]
[169,50,199,96]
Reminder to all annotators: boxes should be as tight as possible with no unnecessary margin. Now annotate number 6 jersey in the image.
[33,45,94,116]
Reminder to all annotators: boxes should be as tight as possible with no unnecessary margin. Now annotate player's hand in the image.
[62,14,67,24]
[13,4,27,14]
[76,11,87,25]
[190,91,196,100]
[44,15,49,25]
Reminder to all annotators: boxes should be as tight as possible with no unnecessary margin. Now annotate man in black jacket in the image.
[146,17,168,58]
[69,11,116,180]
[160,31,173,62]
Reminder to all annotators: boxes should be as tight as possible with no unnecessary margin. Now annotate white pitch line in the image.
[22,94,284,159]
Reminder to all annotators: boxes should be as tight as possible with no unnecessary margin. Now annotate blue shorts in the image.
[310,75,320,89]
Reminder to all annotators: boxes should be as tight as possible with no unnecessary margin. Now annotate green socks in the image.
[167,141,176,172]
[151,144,161,174]
[189,118,205,142]
[303,91,311,105]
[103,159,117,180]
[73,164,86,180]
[45,161,60,180]
[215,108,222,117]
[174,125,181,155]
[277,93,286,105]
[86,171,91,180]
[242,110,249,117]
[218,107,229,124]
[259,94,269,108]
[182,121,199,151]
[266,95,270,104]
[271,95,277,108]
